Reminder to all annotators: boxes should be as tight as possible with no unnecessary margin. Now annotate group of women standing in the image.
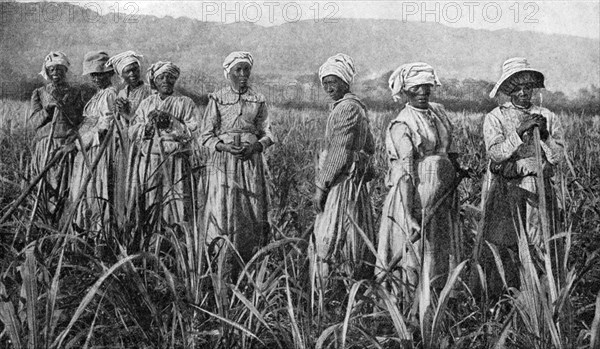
[30,49,563,294]
[309,54,563,295]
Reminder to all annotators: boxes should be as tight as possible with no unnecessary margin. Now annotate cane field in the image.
[0,94,599,349]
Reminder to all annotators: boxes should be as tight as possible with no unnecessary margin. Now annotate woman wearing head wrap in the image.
[310,53,376,284]
[200,51,275,279]
[376,62,462,296]
[129,61,200,224]
[481,58,564,295]
[107,51,152,123]
[29,51,85,221]
[70,51,117,229]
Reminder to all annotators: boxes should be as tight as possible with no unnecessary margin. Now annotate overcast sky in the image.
[20,0,600,39]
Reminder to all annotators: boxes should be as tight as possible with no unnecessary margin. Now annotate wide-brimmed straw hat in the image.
[82,51,113,76]
[489,57,544,98]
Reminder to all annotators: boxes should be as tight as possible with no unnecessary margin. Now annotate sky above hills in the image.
[24,0,600,39]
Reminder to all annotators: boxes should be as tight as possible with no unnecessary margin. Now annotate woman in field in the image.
[129,61,200,224]
[200,51,274,277]
[71,51,117,230]
[106,51,152,124]
[376,62,461,293]
[311,53,376,283]
[29,51,84,222]
[106,51,153,224]
[482,57,564,292]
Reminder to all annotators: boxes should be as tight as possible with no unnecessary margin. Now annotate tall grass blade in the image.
[485,242,508,290]
[190,304,263,345]
[82,294,104,349]
[21,246,38,349]
[315,324,342,349]
[590,291,600,349]
[0,281,22,349]
[378,286,411,341]
[430,260,468,347]
[341,279,367,347]
[285,271,306,349]
[53,254,141,348]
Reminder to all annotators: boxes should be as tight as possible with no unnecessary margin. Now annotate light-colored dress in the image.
[482,102,563,289]
[114,82,153,219]
[376,102,459,287]
[200,86,274,262]
[29,83,84,216]
[312,93,375,278]
[70,86,117,229]
[129,94,200,224]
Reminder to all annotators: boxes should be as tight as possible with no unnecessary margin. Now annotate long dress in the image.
[311,93,376,280]
[481,102,564,291]
[29,82,84,220]
[376,102,459,290]
[113,83,153,223]
[129,93,200,224]
[200,86,274,265]
[70,86,117,230]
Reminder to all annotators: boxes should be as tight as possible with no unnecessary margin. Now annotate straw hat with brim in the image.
[82,51,114,76]
[489,57,545,98]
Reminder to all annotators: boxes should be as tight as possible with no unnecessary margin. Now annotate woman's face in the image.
[121,63,141,87]
[510,83,533,108]
[322,75,349,101]
[228,62,252,92]
[90,71,114,89]
[46,65,67,85]
[155,73,177,96]
[405,84,432,109]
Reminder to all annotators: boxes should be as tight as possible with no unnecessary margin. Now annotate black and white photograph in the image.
[0,0,599,348]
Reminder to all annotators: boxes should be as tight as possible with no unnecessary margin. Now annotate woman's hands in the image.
[115,97,131,116]
[517,113,549,141]
[216,141,263,161]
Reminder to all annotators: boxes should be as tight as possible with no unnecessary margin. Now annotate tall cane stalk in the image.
[25,107,59,241]
[533,126,558,303]
[154,122,181,223]
[0,152,63,225]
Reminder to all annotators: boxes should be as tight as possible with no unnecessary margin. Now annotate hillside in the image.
[1,1,598,96]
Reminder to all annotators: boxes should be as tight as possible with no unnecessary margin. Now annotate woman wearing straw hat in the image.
[482,57,564,293]
[310,53,376,285]
[200,51,275,280]
[376,62,463,296]
[29,51,85,222]
[70,51,117,230]
[129,61,200,225]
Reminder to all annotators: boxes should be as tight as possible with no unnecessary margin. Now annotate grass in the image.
[0,97,599,348]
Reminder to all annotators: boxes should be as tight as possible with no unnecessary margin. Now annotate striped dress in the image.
[29,83,84,218]
[312,93,376,279]
[376,103,459,289]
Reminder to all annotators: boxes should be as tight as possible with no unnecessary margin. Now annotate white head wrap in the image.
[39,51,70,80]
[146,61,181,90]
[106,51,143,77]
[222,51,254,79]
[318,53,356,86]
[388,62,441,101]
